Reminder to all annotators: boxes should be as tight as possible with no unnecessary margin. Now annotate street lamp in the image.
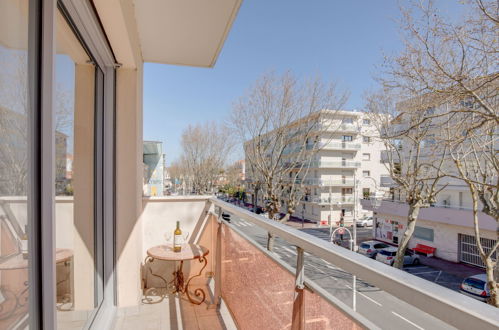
[353,175,380,251]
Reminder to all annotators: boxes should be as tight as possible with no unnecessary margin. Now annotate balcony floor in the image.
[114,292,226,330]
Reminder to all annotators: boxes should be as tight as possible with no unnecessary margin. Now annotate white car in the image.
[357,217,373,227]
[460,274,490,302]
[375,247,420,266]
[358,240,390,258]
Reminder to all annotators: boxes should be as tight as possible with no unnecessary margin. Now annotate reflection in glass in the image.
[0,0,30,328]
[55,10,97,329]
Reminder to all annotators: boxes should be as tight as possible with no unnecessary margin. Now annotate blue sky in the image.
[143,0,463,165]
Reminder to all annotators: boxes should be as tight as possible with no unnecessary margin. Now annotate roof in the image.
[94,0,242,68]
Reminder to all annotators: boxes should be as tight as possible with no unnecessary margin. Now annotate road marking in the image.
[344,284,383,307]
[434,270,442,283]
[358,292,382,306]
[409,271,440,275]
[391,311,425,330]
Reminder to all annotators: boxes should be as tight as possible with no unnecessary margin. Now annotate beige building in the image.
[246,110,389,224]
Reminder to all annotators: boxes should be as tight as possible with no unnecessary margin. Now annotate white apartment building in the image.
[362,103,497,268]
[246,110,389,225]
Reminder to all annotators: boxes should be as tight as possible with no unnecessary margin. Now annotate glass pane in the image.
[54,10,97,328]
[0,0,30,328]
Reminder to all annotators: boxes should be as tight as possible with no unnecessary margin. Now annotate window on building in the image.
[362,153,371,161]
[363,170,370,177]
[342,135,353,142]
[363,136,371,143]
[414,226,434,242]
[363,119,371,125]
[343,118,353,124]
[342,188,353,195]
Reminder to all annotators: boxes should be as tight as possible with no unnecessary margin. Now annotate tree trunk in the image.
[484,256,499,307]
[267,232,275,251]
[393,204,420,269]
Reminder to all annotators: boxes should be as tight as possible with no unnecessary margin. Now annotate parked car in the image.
[375,247,420,266]
[357,217,373,227]
[460,274,490,302]
[358,240,390,258]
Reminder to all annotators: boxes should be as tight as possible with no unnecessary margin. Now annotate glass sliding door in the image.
[0,0,31,328]
[54,8,104,328]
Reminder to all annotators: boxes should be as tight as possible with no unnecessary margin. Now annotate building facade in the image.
[143,141,165,196]
[364,100,498,268]
[245,110,388,224]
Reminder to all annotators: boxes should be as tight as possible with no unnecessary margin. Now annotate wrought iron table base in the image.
[143,256,208,305]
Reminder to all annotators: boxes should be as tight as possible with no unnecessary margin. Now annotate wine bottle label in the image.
[174,234,183,246]
[21,240,28,253]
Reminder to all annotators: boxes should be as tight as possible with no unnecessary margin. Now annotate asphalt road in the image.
[225,214,456,330]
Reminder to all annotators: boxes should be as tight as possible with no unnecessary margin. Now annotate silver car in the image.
[358,240,389,258]
[376,247,420,266]
[460,274,490,302]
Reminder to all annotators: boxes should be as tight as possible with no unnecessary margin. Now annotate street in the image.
[226,214,456,330]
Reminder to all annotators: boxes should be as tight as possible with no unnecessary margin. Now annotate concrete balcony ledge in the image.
[212,198,499,330]
[361,198,496,231]
[142,195,213,202]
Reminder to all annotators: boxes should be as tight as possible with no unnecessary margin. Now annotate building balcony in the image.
[306,195,355,204]
[360,198,496,232]
[127,197,496,329]
[308,160,361,168]
[380,175,397,187]
[2,196,497,329]
[301,178,355,187]
[317,123,361,133]
[318,141,361,151]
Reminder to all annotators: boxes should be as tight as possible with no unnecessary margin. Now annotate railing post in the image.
[213,208,223,308]
[291,247,305,330]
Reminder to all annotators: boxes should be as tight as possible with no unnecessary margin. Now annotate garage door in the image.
[458,234,497,268]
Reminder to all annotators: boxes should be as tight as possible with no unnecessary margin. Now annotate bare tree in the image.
[375,0,498,302]
[366,90,449,269]
[231,71,349,250]
[440,111,499,306]
[177,122,233,195]
[380,0,498,127]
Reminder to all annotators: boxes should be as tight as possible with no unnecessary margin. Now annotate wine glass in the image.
[182,231,189,243]
[164,232,172,245]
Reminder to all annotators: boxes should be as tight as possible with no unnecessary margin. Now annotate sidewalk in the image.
[419,255,484,279]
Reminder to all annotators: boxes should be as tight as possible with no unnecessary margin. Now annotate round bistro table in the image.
[142,243,209,305]
[0,248,73,318]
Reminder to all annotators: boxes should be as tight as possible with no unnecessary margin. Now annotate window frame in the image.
[29,0,117,328]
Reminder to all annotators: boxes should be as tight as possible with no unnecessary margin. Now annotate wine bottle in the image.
[173,221,182,252]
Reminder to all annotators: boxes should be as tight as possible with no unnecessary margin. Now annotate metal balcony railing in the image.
[210,198,499,330]
[301,178,355,186]
[307,160,361,168]
[307,195,355,204]
[317,141,361,150]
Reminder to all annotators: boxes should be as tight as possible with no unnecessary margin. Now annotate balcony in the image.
[380,175,397,187]
[301,178,355,187]
[307,195,355,204]
[317,123,361,133]
[318,141,361,151]
[361,198,496,232]
[308,160,361,168]
[128,197,497,329]
[2,196,497,329]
